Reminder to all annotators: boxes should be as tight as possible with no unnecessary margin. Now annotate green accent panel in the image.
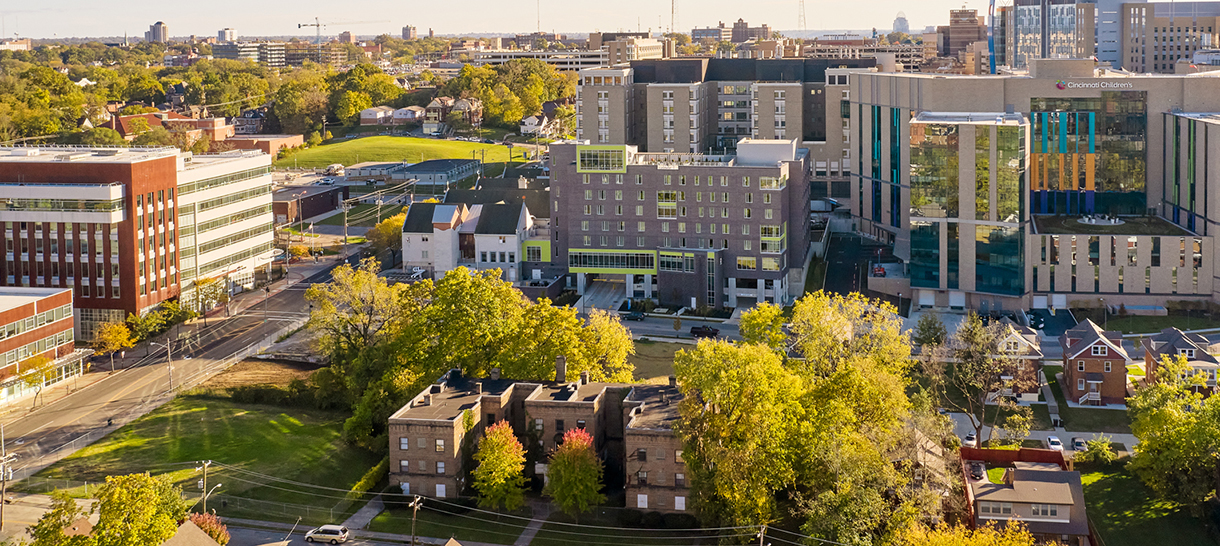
[568,248,657,275]
[522,240,551,262]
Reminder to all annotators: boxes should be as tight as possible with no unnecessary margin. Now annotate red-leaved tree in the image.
[543,428,605,519]
[190,512,230,546]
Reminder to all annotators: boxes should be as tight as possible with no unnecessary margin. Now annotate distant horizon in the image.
[0,0,979,41]
[22,28,906,43]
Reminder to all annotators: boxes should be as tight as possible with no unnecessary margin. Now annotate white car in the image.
[1046,436,1064,451]
[305,525,349,543]
[962,433,978,448]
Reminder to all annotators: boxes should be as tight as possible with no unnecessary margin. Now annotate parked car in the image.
[690,325,719,338]
[319,178,335,185]
[623,311,646,321]
[482,138,496,144]
[305,525,349,543]
[1046,436,1064,451]
[962,433,977,448]
[1072,437,1087,451]
[969,462,985,480]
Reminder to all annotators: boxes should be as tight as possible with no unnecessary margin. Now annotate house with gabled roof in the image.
[997,317,1043,399]
[1143,327,1218,396]
[1059,319,1130,405]
[401,201,534,282]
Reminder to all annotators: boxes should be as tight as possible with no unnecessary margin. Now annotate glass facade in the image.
[976,225,1025,295]
[1167,114,1202,233]
[910,123,960,218]
[996,126,1025,222]
[1029,92,1147,215]
[910,221,940,288]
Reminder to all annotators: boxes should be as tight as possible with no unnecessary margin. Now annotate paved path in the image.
[342,495,385,530]
[948,412,1139,451]
[512,499,552,546]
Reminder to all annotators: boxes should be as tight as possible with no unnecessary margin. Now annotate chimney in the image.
[475,382,484,394]
[421,394,433,406]
[668,375,677,388]
[490,367,501,380]
[555,355,567,383]
[580,370,590,385]
[518,175,529,189]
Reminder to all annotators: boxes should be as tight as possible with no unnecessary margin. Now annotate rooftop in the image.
[389,373,516,421]
[399,159,480,174]
[0,287,70,313]
[912,112,1027,126]
[1033,215,1193,236]
[0,146,178,164]
[971,468,1089,536]
[625,384,684,430]
[272,184,343,202]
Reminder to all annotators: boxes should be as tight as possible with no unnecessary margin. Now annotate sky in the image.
[2,0,989,40]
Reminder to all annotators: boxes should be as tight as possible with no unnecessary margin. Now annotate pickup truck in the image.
[690,325,720,338]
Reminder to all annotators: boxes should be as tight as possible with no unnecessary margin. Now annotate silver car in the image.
[305,525,349,544]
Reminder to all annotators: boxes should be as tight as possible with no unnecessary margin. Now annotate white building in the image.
[218,28,235,42]
[401,202,533,281]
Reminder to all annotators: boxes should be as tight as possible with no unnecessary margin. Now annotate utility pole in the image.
[757,524,766,546]
[197,460,212,513]
[0,424,15,531]
[409,496,422,546]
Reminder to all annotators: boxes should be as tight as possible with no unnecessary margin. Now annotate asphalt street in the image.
[1,264,343,482]
[228,526,402,546]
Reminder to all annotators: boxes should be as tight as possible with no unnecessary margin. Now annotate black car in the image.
[690,325,720,338]
[969,462,985,481]
[623,311,646,321]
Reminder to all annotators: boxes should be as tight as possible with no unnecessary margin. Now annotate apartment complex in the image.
[218,28,235,42]
[692,23,732,44]
[1060,319,1131,405]
[402,26,418,40]
[549,139,811,309]
[1123,2,1220,73]
[212,42,287,68]
[605,38,673,65]
[464,49,608,71]
[0,146,274,339]
[731,19,772,43]
[146,22,169,44]
[387,365,689,511]
[573,57,877,202]
[850,58,1220,312]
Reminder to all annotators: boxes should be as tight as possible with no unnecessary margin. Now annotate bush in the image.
[189,512,230,545]
[225,384,313,407]
[641,511,665,528]
[617,508,643,527]
[662,512,698,529]
[1075,436,1117,465]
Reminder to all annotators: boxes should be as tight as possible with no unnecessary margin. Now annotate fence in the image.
[210,494,339,525]
[959,446,1067,469]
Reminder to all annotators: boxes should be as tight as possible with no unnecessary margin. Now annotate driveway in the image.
[581,279,626,310]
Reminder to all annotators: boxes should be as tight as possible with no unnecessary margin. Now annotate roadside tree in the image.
[91,473,187,546]
[739,302,787,351]
[92,321,134,372]
[21,355,56,409]
[911,312,947,348]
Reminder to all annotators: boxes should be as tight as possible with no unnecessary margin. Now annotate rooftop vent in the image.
[10,149,40,156]
[59,152,92,162]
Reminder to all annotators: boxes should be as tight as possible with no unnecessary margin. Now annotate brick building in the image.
[623,382,688,512]
[1059,319,1130,405]
[0,286,89,404]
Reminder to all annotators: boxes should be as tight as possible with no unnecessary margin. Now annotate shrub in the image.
[641,511,665,528]
[617,508,643,527]
[1075,436,1117,465]
[663,512,698,529]
[346,458,388,501]
[189,512,230,546]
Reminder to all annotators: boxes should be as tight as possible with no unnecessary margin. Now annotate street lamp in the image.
[149,342,173,392]
[195,483,222,513]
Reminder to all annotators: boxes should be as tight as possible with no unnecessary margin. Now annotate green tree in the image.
[544,427,605,519]
[1128,355,1220,514]
[80,127,125,146]
[911,312,947,348]
[92,321,134,372]
[194,277,231,314]
[365,212,406,256]
[91,473,186,546]
[334,90,372,126]
[21,355,56,409]
[131,127,173,146]
[28,491,89,546]
[892,521,1037,546]
[1075,435,1117,465]
[739,302,787,351]
[473,421,527,510]
[576,309,635,382]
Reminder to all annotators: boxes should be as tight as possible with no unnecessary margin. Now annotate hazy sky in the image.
[3,1,987,39]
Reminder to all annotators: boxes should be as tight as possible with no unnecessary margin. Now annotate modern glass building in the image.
[1007,0,1096,69]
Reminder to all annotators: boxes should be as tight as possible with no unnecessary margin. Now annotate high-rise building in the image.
[1096,0,1142,68]
[1122,2,1220,73]
[0,146,275,339]
[588,32,650,50]
[604,37,672,64]
[145,21,169,43]
[893,12,910,34]
[218,28,235,42]
[402,26,417,40]
[850,58,1220,312]
[941,9,986,57]
[692,22,732,44]
[1004,0,1096,69]
[731,18,771,43]
[338,31,354,44]
[212,42,286,68]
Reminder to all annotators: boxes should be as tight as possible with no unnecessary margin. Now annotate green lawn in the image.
[316,204,405,227]
[982,403,1054,431]
[369,504,530,545]
[1126,364,1146,377]
[1081,461,1212,546]
[1101,314,1220,335]
[985,466,1006,483]
[531,510,709,546]
[630,340,685,384]
[275,136,513,171]
[28,395,381,522]
[1044,365,1133,433]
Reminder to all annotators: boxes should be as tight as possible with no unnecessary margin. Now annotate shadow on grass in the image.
[1080,461,1212,546]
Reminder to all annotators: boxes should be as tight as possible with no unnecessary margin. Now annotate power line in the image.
[767,526,853,546]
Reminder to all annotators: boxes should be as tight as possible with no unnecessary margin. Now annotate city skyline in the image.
[2,0,984,40]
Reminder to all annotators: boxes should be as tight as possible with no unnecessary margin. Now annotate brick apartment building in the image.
[387,361,690,512]
[0,146,275,339]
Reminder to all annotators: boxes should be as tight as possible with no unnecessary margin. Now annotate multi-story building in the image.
[0,38,32,51]
[804,42,925,71]
[731,18,772,43]
[464,49,609,71]
[605,38,672,65]
[402,26,418,40]
[388,363,690,511]
[218,28,235,43]
[588,32,651,50]
[894,12,911,35]
[145,21,169,44]
[0,146,274,339]
[851,59,1220,313]
[1060,319,1130,405]
[549,139,811,308]
[1143,326,1218,395]
[1004,0,1096,69]
[692,23,732,44]
[338,31,354,44]
[574,57,876,204]
[212,42,286,68]
[1122,2,1220,73]
[285,43,347,66]
[0,286,88,404]
[935,9,987,58]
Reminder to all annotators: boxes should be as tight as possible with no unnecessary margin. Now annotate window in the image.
[1077,378,1085,391]
[1077,361,1085,372]
[435,439,445,452]
[737,257,757,270]
[399,438,409,450]
[1031,504,1058,517]
[978,501,1012,515]
[637,471,648,485]
[556,419,565,432]
[400,460,410,471]
[675,450,684,463]
[1006,340,1020,352]
[636,494,648,509]
[675,473,685,487]
[487,413,496,427]
[436,461,445,474]
[674,496,686,511]
[1180,348,1197,358]
[535,418,544,432]
[1091,345,1107,356]
[637,448,647,461]
[436,484,447,498]
[1104,362,1112,373]
[655,449,665,461]
[576,420,586,429]
[418,438,426,449]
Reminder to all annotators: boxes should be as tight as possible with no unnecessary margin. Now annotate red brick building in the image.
[1059,319,1130,405]
[0,287,87,403]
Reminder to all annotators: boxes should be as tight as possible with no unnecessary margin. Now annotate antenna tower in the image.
[798,0,807,36]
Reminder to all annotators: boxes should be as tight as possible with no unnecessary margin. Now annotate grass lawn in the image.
[982,403,1054,431]
[1102,314,1220,335]
[315,204,405,228]
[1126,364,1146,377]
[369,505,530,545]
[630,340,685,383]
[27,395,381,523]
[1044,365,1133,433]
[275,136,512,171]
[530,510,711,546]
[1081,461,1212,546]
[985,466,1006,483]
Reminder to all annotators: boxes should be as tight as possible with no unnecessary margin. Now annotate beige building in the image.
[605,38,673,65]
[1122,2,1220,74]
[623,383,689,512]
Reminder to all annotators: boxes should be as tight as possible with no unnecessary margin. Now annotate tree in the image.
[366,212,406,257]
[92,321,134,372]
[473,421,527,510]
[738,302,787,351]
[288,245,310,259]
[911,312,947,348]
[544,427,605,518]
[1075,435,1117,465]
[80,127,125,146]
[91,473,186,546]
[306,258,404,358]
[29,491,90,546]
[189,513,230,546]
[131,127,173,146]
[334,90,372,126]
[892,522,1037,546]
[21,355,56,409]
[1128,355,1220,514]
[194,277,231,314]
[576,309,635,382]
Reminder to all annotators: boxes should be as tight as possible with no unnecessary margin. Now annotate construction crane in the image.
[297,18,388,64]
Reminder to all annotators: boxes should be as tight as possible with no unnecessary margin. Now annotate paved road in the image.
[229,526,402,546]
[620,314,740,341]
[1,264,345,481]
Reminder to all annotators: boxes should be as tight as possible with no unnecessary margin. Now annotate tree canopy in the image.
[473,421,527,510]
[543,427,605,518]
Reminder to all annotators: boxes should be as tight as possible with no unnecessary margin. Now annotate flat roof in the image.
[912,112,1026,126]
[0,287,69,313]
[224,134,303,141]
[626,384,684,430]
[1033,215,1194,236]
[272,185,342,201]
[0,146,178,164]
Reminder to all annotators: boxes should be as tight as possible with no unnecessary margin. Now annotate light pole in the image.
[292,192,305,244]
[408,496,422,546]
[263,286,271,323]
[201,483,221,513]
[150,342,173,392]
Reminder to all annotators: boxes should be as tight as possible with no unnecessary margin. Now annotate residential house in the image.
[1143,327,1218,396]
[226,134,304,156]
[623,381,691,512]
[102,112,233,144]
[393,106,426,124]
[519,114,557,138]
[442,182,559,281]
[450,98,484,128]
[1060,319,1130,405]
[970,461,1091,545]
[997,317,1043,400]
[360,106,396,126]
[423,96,456,134]
[400,202,532,282]
[232,109,266,134]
